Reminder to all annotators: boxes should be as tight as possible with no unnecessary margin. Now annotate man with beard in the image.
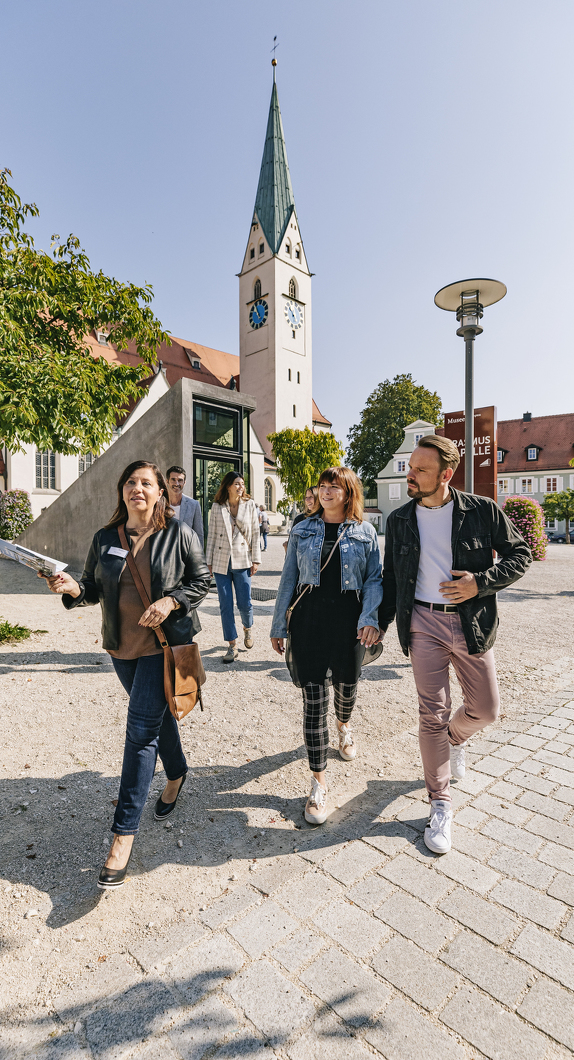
[378,435,531,853]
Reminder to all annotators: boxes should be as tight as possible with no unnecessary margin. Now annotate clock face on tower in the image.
[284,300,303,329]
[249,299,268,329]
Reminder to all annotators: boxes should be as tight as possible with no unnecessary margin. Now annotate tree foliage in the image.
[267,427,345,507]
[0,169,169,454]
[503,495,547,560]
[543,488,574,545]
[346,373,443,494]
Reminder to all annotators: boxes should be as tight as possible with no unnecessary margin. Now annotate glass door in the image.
[194,457,240,539]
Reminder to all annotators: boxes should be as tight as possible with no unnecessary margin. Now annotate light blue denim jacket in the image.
[270,516,383,639]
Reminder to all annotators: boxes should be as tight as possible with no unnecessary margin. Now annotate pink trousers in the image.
[409,604,500,802]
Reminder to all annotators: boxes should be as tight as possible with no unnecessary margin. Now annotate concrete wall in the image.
[17,377,256,571]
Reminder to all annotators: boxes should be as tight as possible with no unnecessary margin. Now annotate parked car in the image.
[546,531,572,543]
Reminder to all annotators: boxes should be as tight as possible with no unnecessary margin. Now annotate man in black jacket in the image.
[379,435,531,854]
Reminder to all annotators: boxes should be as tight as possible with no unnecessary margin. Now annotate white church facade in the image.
[1,69,331,529]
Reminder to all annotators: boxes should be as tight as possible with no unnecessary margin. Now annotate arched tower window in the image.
[253,278,261,300]
[264,478,274,511]
[289,277,297,299]
[285,240,291,256]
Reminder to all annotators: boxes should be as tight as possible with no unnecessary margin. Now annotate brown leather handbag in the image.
[118,525,206,721]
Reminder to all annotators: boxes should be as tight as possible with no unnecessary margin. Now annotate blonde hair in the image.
[417,435,460,471]
[311,467,364,523]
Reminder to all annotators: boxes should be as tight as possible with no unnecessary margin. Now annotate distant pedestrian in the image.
[259,505,270,551]
[271,468,382,825]
[379,435,531,854]
[166,465,204,546]
[205,472,260,663]
[283,487,318,554]
[44,460,210,890]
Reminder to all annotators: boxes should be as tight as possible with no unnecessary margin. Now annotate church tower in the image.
[239,66,313,459]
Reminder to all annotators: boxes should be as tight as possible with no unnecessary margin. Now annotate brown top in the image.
[107,526,163,660]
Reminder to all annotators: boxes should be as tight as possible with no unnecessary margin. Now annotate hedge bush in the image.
[503,495,547,561]
[0,489,34,539]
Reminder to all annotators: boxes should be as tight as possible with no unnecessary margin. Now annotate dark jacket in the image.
[63,519,211,651]
[379,488,532,657]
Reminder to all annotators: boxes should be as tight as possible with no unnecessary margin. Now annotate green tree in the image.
[267,427,345,510]
[0,169,169,454]
[346,373,443,494]
[543,489,574,545]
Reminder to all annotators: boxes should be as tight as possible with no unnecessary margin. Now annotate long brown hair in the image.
[310,466,364,523]
[106,461,173,531]
[213,470,250,506]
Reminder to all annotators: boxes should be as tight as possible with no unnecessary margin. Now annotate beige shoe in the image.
[243,627,253,649]
[338,725,356,761]
[304,777,328,825]
[222,645,238,664]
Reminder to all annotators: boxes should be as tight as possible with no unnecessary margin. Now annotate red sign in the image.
[443,406,497,502]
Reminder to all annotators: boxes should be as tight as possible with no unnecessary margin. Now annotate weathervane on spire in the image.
[271,35,278,81]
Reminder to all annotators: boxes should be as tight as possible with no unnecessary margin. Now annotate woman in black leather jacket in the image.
[46,460,210,890]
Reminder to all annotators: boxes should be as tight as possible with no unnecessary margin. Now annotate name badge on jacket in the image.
[107,546,129,559]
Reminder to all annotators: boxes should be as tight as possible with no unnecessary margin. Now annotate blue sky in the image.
[2,0,573,446]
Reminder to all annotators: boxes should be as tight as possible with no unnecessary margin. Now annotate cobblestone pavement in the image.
[1,543,574,1058]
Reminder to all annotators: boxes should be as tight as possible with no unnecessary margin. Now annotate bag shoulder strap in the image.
[117,524,168,650]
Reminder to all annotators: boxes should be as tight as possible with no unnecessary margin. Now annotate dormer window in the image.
[527,447,539,461]
[414,432,424,446]
[254,278,261,300]
[497,450,503,463]
[259,242,264,255]
[184,348,201,371]
[96,330,109,346]
[249,246,255,261]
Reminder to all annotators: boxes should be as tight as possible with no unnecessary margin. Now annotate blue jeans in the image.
[260,529,268,550]
[214,562,253,641]
[111,654,188,835]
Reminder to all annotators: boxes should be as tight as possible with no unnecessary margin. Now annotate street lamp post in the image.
[434,279,507,494]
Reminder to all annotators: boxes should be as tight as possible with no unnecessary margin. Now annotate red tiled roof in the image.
[312,399,332,426]
[87,331,332,425]
[497,413,574,473]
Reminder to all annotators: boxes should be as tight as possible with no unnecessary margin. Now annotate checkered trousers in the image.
[302,681,357,773]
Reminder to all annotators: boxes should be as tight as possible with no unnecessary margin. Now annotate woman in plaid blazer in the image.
[205,471,261,663]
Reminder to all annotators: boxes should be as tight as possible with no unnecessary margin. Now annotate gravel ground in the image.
[0,536,573,1037]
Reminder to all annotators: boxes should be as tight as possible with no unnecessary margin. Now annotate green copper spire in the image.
[253,81,296,254]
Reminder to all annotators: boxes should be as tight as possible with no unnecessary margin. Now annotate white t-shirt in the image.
[415,500,454,604]
[171,504,181,520]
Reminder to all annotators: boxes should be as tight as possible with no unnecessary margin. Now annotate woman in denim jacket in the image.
[271,467,382,825]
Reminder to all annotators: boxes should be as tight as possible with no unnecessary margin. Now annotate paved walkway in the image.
[5,668,574,1059]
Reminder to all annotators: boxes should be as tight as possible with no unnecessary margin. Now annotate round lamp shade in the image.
[434,278,507,311]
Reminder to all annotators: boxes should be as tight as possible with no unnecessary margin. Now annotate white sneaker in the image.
[304,778,328,825]
[450,741,466,780]
[424,800,452,854]
[338,725,356,761]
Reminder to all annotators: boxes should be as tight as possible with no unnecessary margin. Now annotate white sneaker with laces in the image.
[338,724,356,761]
[450,741,466,780]
[304,777,328,825]
[424,799,452,854]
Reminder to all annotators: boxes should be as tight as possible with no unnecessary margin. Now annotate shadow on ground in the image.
[0,747,423,932]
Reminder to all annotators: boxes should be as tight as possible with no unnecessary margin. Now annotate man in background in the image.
[166,466,204,546]
[259,505,269,551]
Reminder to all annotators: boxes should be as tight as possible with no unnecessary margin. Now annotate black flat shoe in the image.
[97,848,133,890]
[154,773,187,821]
